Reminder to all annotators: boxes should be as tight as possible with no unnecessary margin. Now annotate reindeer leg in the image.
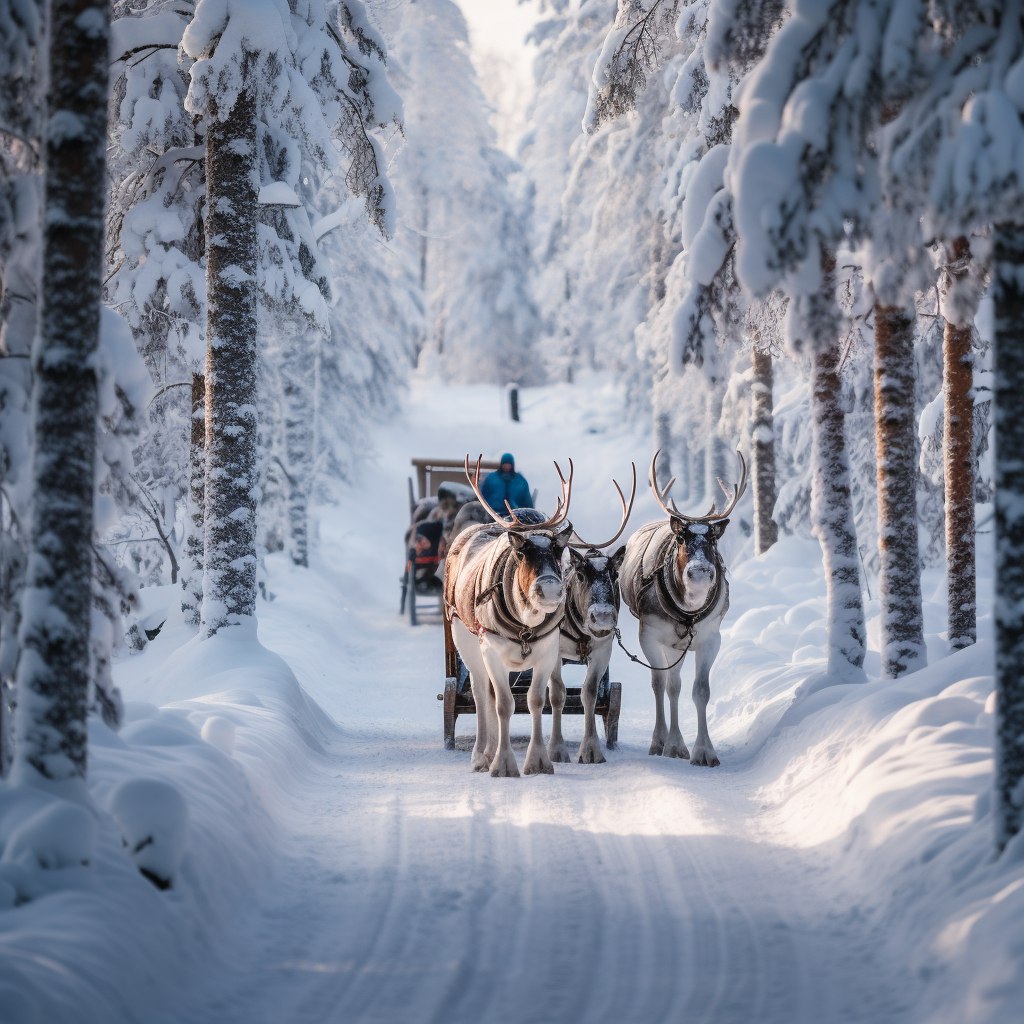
[690,630,721,767]
[454,622,492,772]
[640,629,668,756]
[524,653,555,776]
[482,647,519,777]
[547,661,571,763]
[663,657,690,760]
[577,650,607,764]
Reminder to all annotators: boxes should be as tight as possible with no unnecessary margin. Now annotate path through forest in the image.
[146,380,913,1024]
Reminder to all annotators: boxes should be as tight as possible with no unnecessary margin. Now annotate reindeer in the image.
[547,465,636,765]
[444,456,574,777]
[619,451,747,767]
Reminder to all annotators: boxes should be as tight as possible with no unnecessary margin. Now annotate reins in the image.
[613,627,688,671]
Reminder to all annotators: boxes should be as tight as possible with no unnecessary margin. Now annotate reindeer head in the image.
[566,463,635,637]
[465,455,575,615]
[568,545,626,637]
[649,450,747,610]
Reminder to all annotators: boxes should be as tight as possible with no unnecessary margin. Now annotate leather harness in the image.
[447,544,563,658]
[617,525,726,670]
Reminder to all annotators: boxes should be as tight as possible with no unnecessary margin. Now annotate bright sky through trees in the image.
[456,0,538,151]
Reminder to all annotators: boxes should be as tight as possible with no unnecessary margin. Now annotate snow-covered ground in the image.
[1,376,1020,1024]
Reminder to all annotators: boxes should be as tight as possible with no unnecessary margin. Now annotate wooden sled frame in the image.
[438,614,622,752]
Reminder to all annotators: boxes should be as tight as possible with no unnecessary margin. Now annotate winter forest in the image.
[2,0,1024,1021]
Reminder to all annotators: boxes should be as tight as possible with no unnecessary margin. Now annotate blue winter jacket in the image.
[481,466,533,514]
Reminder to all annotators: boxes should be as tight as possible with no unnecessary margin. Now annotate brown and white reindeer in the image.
[620,451,747,766]
[548,465,636,765]
[444,456,574,777]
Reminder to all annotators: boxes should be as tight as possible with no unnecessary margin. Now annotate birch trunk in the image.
[201,87,259,636]
[874,302,926,677]
[994,221,1024,851]
[751,347,779,554]
[811,338,866,678]
[14,0,110,782]
[942,237,977,650]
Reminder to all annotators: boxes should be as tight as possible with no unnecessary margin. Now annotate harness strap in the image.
[449,545,562,657]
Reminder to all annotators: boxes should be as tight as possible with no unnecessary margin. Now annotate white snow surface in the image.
[1,376,1021,1023]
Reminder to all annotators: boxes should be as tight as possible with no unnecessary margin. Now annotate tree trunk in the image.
[181,371,205,626]
[283,329,314,569]
[14,0,110,782]
[943,237,977,650]
[751,346,779,555]
[811,338,866,679]
[874,302,926,677]
[202,86,259,636]
[994,221,1024,851]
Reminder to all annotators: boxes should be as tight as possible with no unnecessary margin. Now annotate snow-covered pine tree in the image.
[879,0,1024,848]
[182,1,263,636]
[14,0,111,783]
[184,0,399,603]
[729,0,942,678]
[258,0,399,567]
[107,0,206,621]
[385,0,537,385]
[0,0,44,775]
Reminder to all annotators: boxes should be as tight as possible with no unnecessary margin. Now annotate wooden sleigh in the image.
[437,613,622,752]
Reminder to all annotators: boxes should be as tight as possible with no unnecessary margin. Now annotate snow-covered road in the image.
[138,379,929,1024]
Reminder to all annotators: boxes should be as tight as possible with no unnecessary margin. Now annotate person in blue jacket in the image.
[481,453,533,514]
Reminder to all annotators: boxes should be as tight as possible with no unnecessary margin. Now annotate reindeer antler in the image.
[465,454,574,532]
[570,463,636,550]
[649,449,747,524]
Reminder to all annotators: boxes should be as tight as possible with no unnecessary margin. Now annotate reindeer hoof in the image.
[489,751,520,778]
[524,746,554,775]
[664,742,690,760]
[548,744,571,763]
[577,743,606,765]
[690,747,720,767]
[648,741,665,756]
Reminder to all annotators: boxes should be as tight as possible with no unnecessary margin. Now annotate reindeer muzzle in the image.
[532,573,564,606]
[587,604,617,637]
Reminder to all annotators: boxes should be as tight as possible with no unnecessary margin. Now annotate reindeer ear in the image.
[609,544,626,571]
[710,519,730,540]
[508,532,528,551]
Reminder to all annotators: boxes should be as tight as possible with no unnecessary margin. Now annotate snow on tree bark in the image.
[751,346,778,555]
[942,237,977,651]
[1,0,44,775]
[994,221,1024,851]
[201,88,259,636]
[873,302,926,677]
[14,0,110,782]
[181,371,205,626]
[811,335,866,679]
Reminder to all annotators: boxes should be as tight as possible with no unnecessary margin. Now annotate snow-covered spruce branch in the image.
[585,0,680,131]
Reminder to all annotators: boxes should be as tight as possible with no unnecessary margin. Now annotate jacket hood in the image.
[500,452,515,469]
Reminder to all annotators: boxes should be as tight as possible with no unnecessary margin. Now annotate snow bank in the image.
[0,615,336,1022]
